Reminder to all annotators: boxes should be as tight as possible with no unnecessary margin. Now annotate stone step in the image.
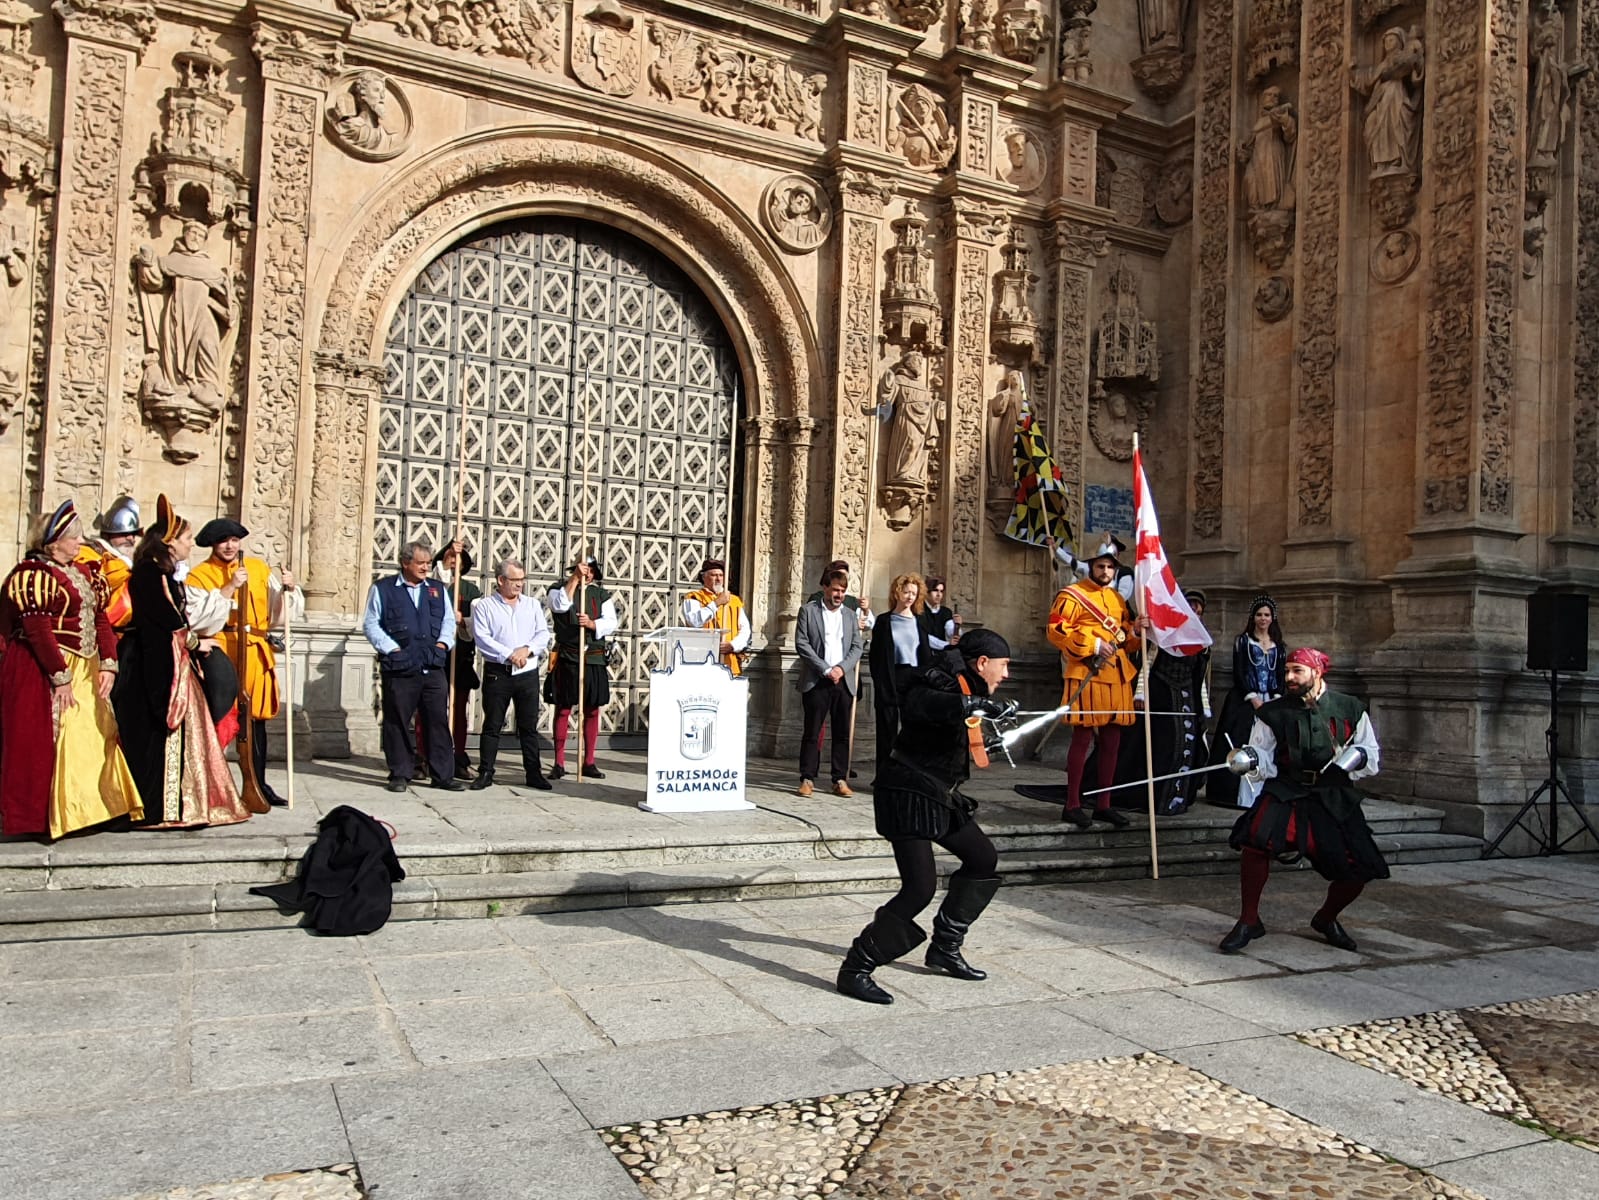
[0,830,1483,941]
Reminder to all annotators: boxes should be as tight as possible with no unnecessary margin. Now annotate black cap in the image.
[195,518,249,547]
[958,628,1011,662]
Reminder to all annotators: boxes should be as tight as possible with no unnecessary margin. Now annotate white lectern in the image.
[639,627,754,814]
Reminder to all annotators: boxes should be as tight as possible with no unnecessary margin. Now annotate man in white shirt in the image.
[471,557,552,790]
[794,567,864,797]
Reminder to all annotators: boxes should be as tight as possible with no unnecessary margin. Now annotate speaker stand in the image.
[1482,670,1599,858]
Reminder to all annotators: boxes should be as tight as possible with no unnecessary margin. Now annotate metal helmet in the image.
[98,496,141,537]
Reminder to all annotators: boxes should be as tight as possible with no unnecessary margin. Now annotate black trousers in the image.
[381,668,453,785]
[479,664,544,782]
[247,717,283,804]
[800,677,854,784]
[884,822,999,923]
[874,703,900,777]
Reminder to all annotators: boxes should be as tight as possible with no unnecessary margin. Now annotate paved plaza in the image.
[2,852,1596,1199]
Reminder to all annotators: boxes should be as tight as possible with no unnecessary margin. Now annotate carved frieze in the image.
[1058,0,1094,83]
[1191,0,1234,540]
[1478,0,1521,517]
[52,0,156,49]
[1575,0,1599,526]
[307,354,385,609]
[881,206,939,349]
[996,126,1046,192]
[645,20,826,142]
[1246,0,1301,83]
[849,62,885,148]
[134,32,251,231]
[1050,218,1107,540]
[251,24,345,89]
[1240,85,1296,269]
[886,84,956,170]
[991,227,1040,364]
[964,96,992,175]
[0,3,52,197]
[761,174,831,253]
[342,0,563,73]
[945,244,988,595]
[325,69,414,161]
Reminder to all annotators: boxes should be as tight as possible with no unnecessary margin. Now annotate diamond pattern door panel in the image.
[378,218,739,734]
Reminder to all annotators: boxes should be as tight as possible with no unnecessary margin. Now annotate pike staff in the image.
[447,368,469,760]
[846,376,883,773]
[574,365,593,785]
[283,559,295,809]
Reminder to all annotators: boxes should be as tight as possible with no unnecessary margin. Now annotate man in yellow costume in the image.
[681,558,750,675]
[1046,543,1149,829]
[187,519,303,806]
[74,496,140,630]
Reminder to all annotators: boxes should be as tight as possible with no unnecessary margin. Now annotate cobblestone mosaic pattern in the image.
[112,1166,364,1200]
[1302,988,1599,1150]
[601,1055,1485,1199]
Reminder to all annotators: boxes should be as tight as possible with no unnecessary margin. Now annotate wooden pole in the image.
[447,369,469,775]
[1134,432,1160,880]
[722,374,740,564]
[574,366,592,783]
[282,571,294,810]
[846,383,883,776]
[234,585,268,813]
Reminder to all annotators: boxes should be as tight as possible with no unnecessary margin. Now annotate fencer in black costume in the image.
[835,629,1016,1005]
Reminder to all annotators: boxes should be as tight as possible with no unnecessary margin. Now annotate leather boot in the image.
[925,876,1002,981]
[836,907,927,1005]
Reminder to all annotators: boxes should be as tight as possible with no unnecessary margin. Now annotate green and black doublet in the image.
[547,583,611,711]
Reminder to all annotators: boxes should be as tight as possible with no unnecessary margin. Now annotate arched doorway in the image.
[374,217,741,734]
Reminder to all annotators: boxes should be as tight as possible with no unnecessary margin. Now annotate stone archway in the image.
[303,127,821,632]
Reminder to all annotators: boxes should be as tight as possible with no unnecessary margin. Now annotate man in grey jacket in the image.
[795,567,863,797]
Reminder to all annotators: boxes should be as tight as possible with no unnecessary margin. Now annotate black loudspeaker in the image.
[1527,591,1589,673]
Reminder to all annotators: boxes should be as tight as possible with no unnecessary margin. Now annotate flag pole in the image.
[574,365,592,785]
[1134,432,1160,880]
[847,378,881,777]
[447,368,468,778]
[282,568,294,810]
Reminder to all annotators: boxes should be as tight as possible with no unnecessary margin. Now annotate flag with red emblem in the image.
[1133,448,1212,655]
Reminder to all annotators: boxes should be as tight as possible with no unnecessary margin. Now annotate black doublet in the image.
[872,653,986,842]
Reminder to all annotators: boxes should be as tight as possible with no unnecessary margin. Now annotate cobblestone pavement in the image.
[3,855,1597,1199]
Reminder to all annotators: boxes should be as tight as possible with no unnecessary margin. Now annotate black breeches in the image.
[883,821,999,923]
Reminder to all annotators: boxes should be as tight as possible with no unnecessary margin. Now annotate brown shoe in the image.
[833,781,854,798]
[798,779,814,797]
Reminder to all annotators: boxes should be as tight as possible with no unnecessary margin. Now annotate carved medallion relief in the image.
[325,69,414,161]
[760,174,831,253]
[996,126,1046,192]
[887,84,956,170]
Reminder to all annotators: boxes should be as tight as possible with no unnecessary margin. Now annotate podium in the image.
[639,627,754,814]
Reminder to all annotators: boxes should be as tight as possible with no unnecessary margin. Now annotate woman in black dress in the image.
[1207,595,1286,807]
[868,573,930,780]
[836,629,1016,1005]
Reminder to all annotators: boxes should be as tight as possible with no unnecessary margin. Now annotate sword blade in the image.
[1079,760,1233,799]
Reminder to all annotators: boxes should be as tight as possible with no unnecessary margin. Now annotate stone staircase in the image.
[0,753,1481,940]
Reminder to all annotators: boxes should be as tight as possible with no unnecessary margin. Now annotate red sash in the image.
[1063,585,1127,646]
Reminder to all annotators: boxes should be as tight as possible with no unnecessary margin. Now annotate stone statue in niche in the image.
[1058,0,1095,83]
[1352,25,1424,232]
[875,350,944,530]
[1528,0,1583,174]
[1138,0,1186,51]
[1239,85,1297,269]
[326,70,414,161]
[761,174,832,253]
[997,127,1046,192]
[988,369,1024,492]
[134,220,233,464]
[1132,0,1190,100]
[887,85,957,171]
[0,225,24,435]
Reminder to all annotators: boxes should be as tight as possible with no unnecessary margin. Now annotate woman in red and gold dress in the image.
[116,496,256,829]
[0,500,142,838]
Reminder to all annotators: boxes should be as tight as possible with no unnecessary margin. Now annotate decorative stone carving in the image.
[846,0,889,19]
[849,63,885,147]
[1371,228,1418,284]
[1574,0,1599,527]
[988,367,1023,490]
[1245,0,1300,83]
[1356,0,1404,29]
[133,32,250,231]
[1240,85,1296,269]
[836,214,878,566]
[890,0,942,32]
[1058,0,1094,83]
[1088,388,1150,462]
[307,354,385,609]
[0,223,24,433]
[993,1,1049,64]
[343,0,564,71]
[645,22,827,142]
[251,24,345,88]
[996,126,1045,192]
[1097,151,1150,227]
[1190,0,1233,540]
[1092,256,1159,389]
[963,96,992,174]
[1253,275,1292,321]
[571,0,640,97]
[1132,0,1190,100]
[991,228,1040,364]
[946,243,988,595]
[838,166,895,215]
[1152,158,1192,225]
[958,0,995,50]
[1353,25,1424,232]
[761,174,831,253]
[881,206,939,349]
[875,349,942,530]
[1524,0,1585,274]
[326,69,414,162]
[52,0,156,48]
[133,220,233,463]
[0,2,51,197]
[887,84,956,171]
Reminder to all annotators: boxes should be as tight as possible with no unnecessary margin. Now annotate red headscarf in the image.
[1287,647,1332,676]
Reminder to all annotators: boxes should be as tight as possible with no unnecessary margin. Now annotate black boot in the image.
[836,907,927,1005]
[925,876,1002,981]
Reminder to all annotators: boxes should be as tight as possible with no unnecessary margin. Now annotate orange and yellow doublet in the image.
[1046,581,1141,728]
[185,556,281,721]
[683,586,747,676]
[76,544,133,629]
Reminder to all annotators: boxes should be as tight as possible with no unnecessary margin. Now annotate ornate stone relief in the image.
[1132,0,1191,101]
[1096,150,1152,227]
[645,21,827,142]
[996,126,1045,192]
[53,0,155,46]
[849,62,885,148]
[987,367,1022,494]
[886,84,956,170]
[342,0,563,73]
[1574,0,1599,527]
[134,32,251,231]
[963,96,992,174]
[875,348,942,529]
[760,174,831,253]
[881,205,939,349]
[251,24,345,89]
[1245,0,1300,83]
[325,69,414,161]
[1088,387,1150,462]
[1371,229,1418,283]
[1253,274,1292,321]
[890,0,943,32]
[0,3,52,197]
[836,214,878,565]
[993,2,1049,65]
[1059,0,1095,83]
[571,1,640,96]
[1524,1,1583,276]
[1239,85,1296,269]
[1092,256,1159,391]
[1352,24,1424,235]
[0,224,24,434]
[946,242,988,593]
[1356,0,1405,28]
[991,227,1040,364]
[838,165,895,215]
[1152,158,1192,226]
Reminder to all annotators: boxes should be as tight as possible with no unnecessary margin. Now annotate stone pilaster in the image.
[1045,216,1107,555]
[307,353,385,616]
[782,413,817,621]
[42,1,155,506]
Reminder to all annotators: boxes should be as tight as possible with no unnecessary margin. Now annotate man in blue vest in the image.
[362,541,465,793]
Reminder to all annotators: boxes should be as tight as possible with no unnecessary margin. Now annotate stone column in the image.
[245,21,343,571]
[1045,217,1107,558]
[41,1,155,505]
[1565,2,1599,565]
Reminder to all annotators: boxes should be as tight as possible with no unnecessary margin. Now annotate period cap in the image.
[195,518,249,547]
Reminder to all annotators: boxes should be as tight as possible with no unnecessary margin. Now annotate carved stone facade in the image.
[0,0,1588,838]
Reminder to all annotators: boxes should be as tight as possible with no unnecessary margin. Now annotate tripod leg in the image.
[1481,782,1554,859]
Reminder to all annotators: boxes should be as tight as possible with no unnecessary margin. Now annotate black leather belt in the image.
[1296,769,1321,786]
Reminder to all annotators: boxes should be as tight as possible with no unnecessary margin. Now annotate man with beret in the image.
[1220,647,1385,955]
[1046,541,1149,828]
[186,518,303,806]
[681,558,750,675]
